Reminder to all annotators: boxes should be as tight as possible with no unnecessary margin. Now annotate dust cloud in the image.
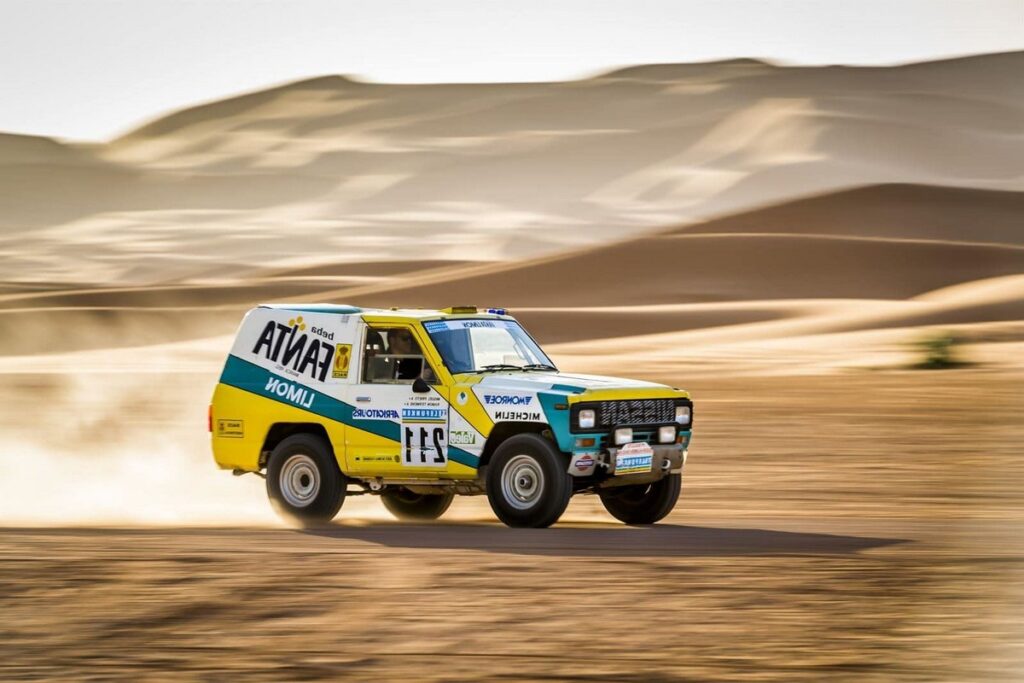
[0,360,281,526]
[0,357,487,526]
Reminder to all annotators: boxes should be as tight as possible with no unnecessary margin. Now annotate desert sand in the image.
[0,52,1022,680]
[0,371,1021,681]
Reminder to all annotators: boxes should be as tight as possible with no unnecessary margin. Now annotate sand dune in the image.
[0,308,237,357]
[323,183,1024,312]
[345,232,1024,308]
[0,260,468,309]
[2,52,1023,286]
[2,54,1023,368]
[676,184,1024,245]
[3,182,1022,357]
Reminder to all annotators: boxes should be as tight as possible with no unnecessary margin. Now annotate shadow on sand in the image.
[302,521,907,558]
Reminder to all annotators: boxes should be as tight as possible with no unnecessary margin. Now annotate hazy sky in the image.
[3,0,1022,140]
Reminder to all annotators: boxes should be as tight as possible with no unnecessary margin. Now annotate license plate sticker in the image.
[615,442,654,475]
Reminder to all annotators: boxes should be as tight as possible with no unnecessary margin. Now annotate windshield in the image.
[423,319,556,374]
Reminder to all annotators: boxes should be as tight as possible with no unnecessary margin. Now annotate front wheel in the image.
[599,473,681,525]
[266,433,345,526]
[381,488,455,520]
[486,433,572,528]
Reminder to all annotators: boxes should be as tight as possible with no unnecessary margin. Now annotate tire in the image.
[266,433,345,525]
[486,433,572,528]
[598,473,681,525]
[381,488,455,521]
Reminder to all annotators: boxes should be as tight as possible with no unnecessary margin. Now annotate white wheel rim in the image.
[280,453,320,508]
[501,454,544,510]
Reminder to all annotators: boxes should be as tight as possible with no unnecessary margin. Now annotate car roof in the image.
[257,303,513,321]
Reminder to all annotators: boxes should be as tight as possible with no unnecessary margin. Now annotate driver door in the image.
[345,323,449,475]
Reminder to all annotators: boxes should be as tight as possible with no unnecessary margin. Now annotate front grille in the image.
[571,397,692,433]
[598,399,675,428]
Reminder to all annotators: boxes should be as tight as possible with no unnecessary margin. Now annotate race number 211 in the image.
[403,426,446,466]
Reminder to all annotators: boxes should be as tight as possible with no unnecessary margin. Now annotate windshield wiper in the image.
[477,364,527,373]
[521,363,558,372]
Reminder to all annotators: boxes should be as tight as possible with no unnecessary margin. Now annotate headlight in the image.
[658,425,677,443]
[614,427,633,445]
[675,405,691,425]
[578,409,596,429]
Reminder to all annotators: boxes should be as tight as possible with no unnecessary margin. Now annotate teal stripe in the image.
[220,355,353,423]
[538,391,573,452]
[220,355,479,467]
[447,446,478,469]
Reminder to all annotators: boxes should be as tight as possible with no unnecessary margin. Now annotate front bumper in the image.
[568,443,687,486]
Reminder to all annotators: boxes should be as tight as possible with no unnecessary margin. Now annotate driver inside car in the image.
[387,328,434,382]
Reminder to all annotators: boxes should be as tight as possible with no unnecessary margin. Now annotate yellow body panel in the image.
[210,383,346,472]
[446,384,496,439]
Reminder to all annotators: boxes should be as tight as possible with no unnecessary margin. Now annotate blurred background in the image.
[0,1,1022,680]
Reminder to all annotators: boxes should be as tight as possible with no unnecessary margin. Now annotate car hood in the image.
[457,371,687,399]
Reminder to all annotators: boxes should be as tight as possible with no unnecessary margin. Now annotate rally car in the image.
[209,304,693,528]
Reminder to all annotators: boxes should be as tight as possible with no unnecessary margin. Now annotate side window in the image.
[361,326,437,384]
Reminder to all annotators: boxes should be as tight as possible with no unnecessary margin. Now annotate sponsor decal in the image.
[361,455,399,463]
[573,454,595,471]
[456,391,468,405]
[251,316,335,383]
[474,388,544,423]
[311,325,334,341]
[216,419,244,439]
[401,396,446,423]
[425,319,518,332]
[619,442,655,456]
[493,410,542,421]
[264,377,315,409]
[401,394,448,465]
[332,343,352,379]
[352,408,400,420]
[450,430,476,446]
[616,442,654,475]
[483,394,533,406]
[402,407,446,422]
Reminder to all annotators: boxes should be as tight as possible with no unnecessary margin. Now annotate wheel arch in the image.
[260,422,333,469]
[479,421,556,469]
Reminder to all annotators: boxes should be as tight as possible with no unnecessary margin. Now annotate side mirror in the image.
[412,377,431,394]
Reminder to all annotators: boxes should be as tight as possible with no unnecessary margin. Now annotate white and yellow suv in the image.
[209,304,693,527]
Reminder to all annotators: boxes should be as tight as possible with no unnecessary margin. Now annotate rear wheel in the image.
[599,473,681,525]
[381,489,455,520]
[486,433,572,528]
[266,433,345,525]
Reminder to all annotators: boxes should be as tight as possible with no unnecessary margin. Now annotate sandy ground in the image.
[1,369,1021,681]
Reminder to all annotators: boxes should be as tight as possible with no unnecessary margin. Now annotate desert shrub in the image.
[913,331,963,369]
